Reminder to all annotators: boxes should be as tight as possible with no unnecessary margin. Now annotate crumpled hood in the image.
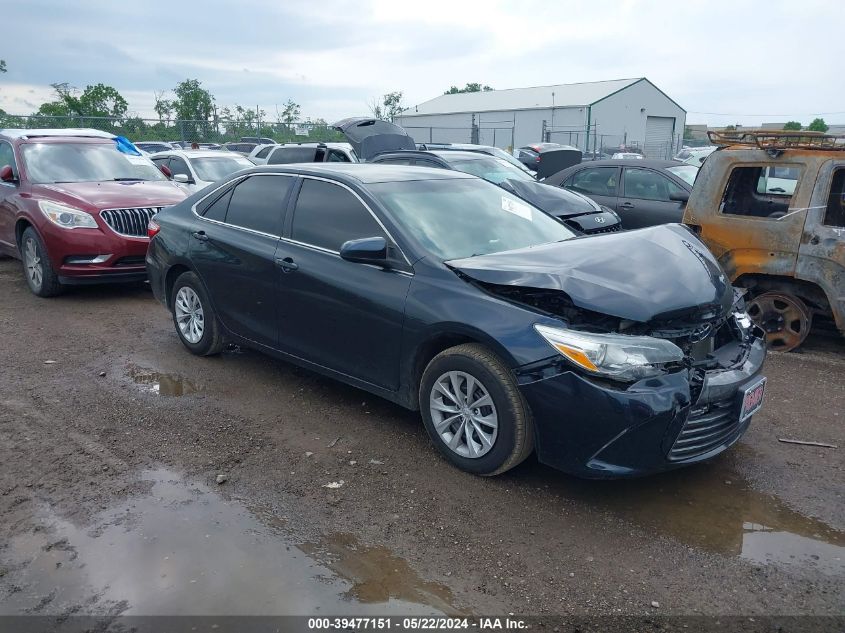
[502,179,599,217]
[34,181,189,211]
[446,224,733,324]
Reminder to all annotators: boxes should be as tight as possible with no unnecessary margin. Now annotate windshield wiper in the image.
[112,177,149,182]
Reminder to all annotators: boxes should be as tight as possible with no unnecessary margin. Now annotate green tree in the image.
[807,118,829,133]
[382,91,403,121]
[281,99,300,126]
[724,124,737,131]
[683,125,695,140]
[783,121,802,131]
[77,83,128,118]
[444,82,493,94]
[171,79,215,139]
[153,90,174,125]
[0,60,6,73]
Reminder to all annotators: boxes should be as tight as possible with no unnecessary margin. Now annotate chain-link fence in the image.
[0,113,345,145]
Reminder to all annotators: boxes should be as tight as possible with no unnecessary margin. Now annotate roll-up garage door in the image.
[644,116,675,159]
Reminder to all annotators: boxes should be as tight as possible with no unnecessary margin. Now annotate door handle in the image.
[619,202,635,209]
[191,231,209,242]
[275,256,299,272]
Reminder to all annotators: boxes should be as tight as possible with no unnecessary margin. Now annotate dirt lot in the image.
[0,256,843,626]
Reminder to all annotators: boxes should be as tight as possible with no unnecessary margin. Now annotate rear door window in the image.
[201,188,233,222]
[291,179,386,251]
[720,165,802,218]
[566,167,618,196]
[223,175,293,235]
[327,149,351,162]
[255,146,273,159]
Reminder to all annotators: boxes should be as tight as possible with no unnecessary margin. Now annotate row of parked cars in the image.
[0,122,841,480]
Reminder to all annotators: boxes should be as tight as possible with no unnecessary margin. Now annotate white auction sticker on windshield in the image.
[502,197,533,220]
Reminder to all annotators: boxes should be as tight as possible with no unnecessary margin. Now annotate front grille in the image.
[100,207,162,237]
[586,224,622,234]
[668,398,741,461]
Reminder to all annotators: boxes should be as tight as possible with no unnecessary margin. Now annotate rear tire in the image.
[170,271,224,356]
[20,227,62,297]
[419,343,534,476]
[747,291,812,352]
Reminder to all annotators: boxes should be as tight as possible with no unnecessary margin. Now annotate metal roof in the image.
[0,128,116,140]
[400,78,651,117]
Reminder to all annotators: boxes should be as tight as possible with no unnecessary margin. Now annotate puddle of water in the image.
[0,469,454,616]
[302,534,455,614]
[543,458,844,575]
[127,366,198,397]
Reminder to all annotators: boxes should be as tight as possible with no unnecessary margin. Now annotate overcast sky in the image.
[1,0,842,128]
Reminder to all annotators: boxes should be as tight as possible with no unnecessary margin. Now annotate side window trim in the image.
[283,175,412,267]
[190,172,295,239]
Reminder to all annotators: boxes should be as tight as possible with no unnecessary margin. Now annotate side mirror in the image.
[0,165,15,182]
[339,237,388,266]
[670,191,690,205]
[173,173,191,184]
[159,164,172,178]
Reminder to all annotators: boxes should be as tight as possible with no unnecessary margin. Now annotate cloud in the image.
[1,0,842,126]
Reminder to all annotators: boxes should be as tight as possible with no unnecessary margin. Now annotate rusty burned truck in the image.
[682,130,844,351]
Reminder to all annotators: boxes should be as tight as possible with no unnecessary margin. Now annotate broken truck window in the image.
[824,168,845,228]
[719,165,802,219]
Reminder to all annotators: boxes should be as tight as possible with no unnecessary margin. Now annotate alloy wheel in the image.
[24,238,43,290]
[429,370,498,458]
[174,286,205,344]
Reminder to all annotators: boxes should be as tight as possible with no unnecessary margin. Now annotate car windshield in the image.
[191,156,254,182]
[21,142,167,184]
[369,177,575,260]
[667,165,699,186]
[484,147,530,171]
[450,156,536,184]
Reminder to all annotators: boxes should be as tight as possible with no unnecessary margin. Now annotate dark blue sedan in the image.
[146,164,766,478]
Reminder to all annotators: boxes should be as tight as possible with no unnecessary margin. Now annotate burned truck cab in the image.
[683,130,845,351]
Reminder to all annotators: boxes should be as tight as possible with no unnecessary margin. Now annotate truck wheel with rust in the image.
[746,291,812,352]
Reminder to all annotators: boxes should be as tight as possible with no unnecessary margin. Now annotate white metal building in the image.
[394,78,686,159]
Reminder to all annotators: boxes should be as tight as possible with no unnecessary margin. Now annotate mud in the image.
[0,258,842,619]
[2,468,452,616]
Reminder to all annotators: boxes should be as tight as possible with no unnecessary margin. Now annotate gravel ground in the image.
[0,257,842,623]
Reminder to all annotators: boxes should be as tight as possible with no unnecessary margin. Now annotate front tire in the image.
[170,271,224,356]
[20,227,62,297]
[419,343,534,476]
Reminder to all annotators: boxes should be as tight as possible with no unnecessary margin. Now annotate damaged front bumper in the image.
[516,333,766,478]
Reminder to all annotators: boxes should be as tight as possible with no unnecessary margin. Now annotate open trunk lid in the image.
[332,117,415,160]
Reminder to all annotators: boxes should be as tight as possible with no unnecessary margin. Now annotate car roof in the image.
[429,150,494,161]
[152,150,248,159]
[244,163,474,184]
[574,158,684,168]
[275,142,352,149]
[0,128,116,141]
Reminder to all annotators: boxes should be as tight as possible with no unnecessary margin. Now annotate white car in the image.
[247,143,279,165]
[611,152,644,160]
[673,146,716,166]
[251,142,358,166]
[150,150,254,192]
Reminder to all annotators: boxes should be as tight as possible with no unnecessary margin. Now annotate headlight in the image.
[38,200,98,229]
[534,324,684,382]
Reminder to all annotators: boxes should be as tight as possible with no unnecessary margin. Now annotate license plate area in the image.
[739,377,766,422]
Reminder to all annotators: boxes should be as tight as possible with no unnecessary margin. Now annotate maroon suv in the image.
[0,129,189,296]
